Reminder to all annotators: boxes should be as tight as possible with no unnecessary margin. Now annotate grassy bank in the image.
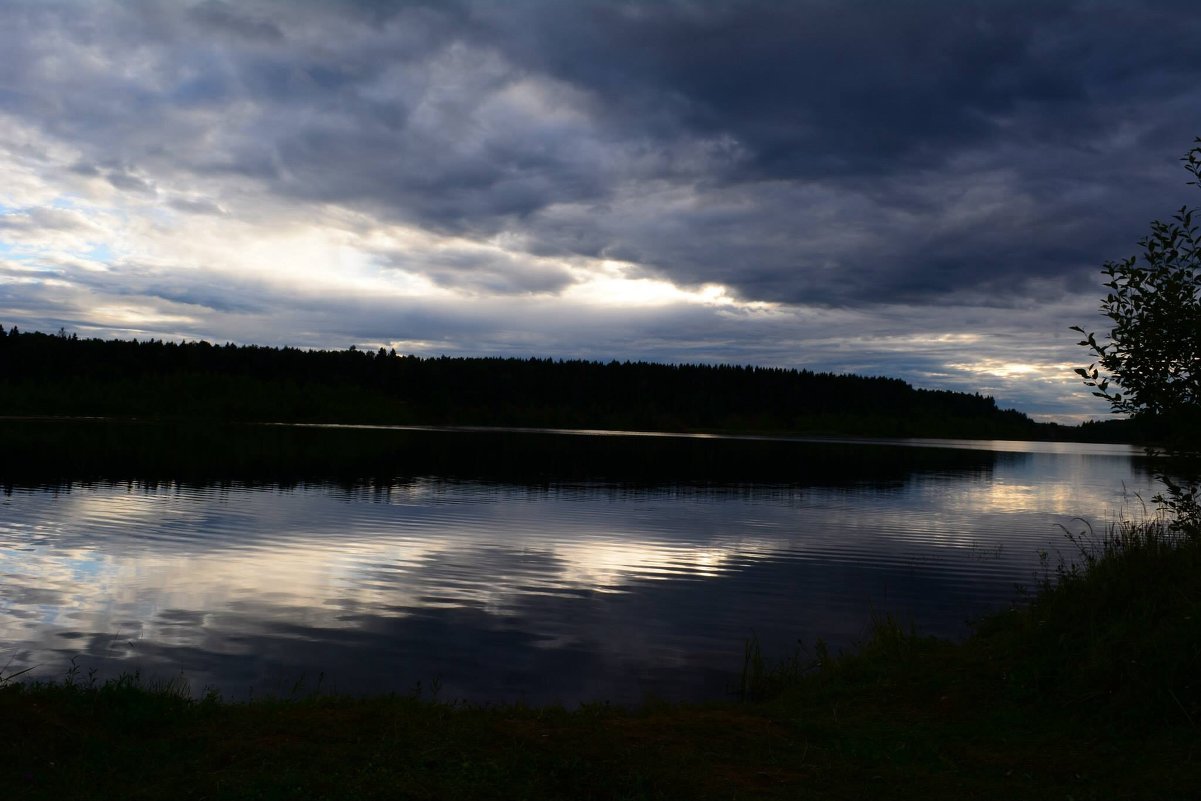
[3,518,1199,800]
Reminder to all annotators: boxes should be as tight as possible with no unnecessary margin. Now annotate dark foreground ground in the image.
[3,519,1199,800]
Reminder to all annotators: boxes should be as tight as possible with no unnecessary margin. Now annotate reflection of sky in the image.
[0,444,1162,704]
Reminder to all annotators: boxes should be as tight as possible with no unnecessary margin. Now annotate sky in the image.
[2,1,1200,422]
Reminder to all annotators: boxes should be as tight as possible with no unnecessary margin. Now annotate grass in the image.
[3,517,1200,800]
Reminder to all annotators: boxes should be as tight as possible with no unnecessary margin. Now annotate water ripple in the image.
[0,446,1162,703]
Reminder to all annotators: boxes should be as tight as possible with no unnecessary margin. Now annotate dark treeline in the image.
[0,326,1107,440]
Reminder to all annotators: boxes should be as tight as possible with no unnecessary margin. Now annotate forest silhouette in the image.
[0,326,1127,441]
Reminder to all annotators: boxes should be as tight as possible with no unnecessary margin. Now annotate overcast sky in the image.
[2,0,1200,421]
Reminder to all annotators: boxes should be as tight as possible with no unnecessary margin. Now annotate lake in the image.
[0,421,1159,704]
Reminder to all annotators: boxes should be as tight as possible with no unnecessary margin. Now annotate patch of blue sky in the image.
[84,243,114,262]
[0,240,32,261]
[0,240,56,266]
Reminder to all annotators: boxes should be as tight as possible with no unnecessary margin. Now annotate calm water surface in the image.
[0,427,1157,704]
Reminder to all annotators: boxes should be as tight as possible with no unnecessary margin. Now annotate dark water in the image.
[0,422,1158,704]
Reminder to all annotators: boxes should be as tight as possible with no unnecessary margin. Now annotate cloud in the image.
[105,170,157,196]
[187,0,285,43]
[2,0,1200,417]
[168,196,226,215]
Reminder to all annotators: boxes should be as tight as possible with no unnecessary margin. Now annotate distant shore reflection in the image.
[0,431,1158,704]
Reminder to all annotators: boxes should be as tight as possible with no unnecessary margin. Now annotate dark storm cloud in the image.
[187,0,285,42]
[251,1,1201,304]
[471,0,1201,302]
[5,0,1200,303]
[277,2,1201,300]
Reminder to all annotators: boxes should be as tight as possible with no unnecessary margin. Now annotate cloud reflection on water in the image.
[0,445,1161,703]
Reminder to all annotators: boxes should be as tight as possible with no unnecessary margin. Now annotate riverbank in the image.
[4,517,1198,800]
